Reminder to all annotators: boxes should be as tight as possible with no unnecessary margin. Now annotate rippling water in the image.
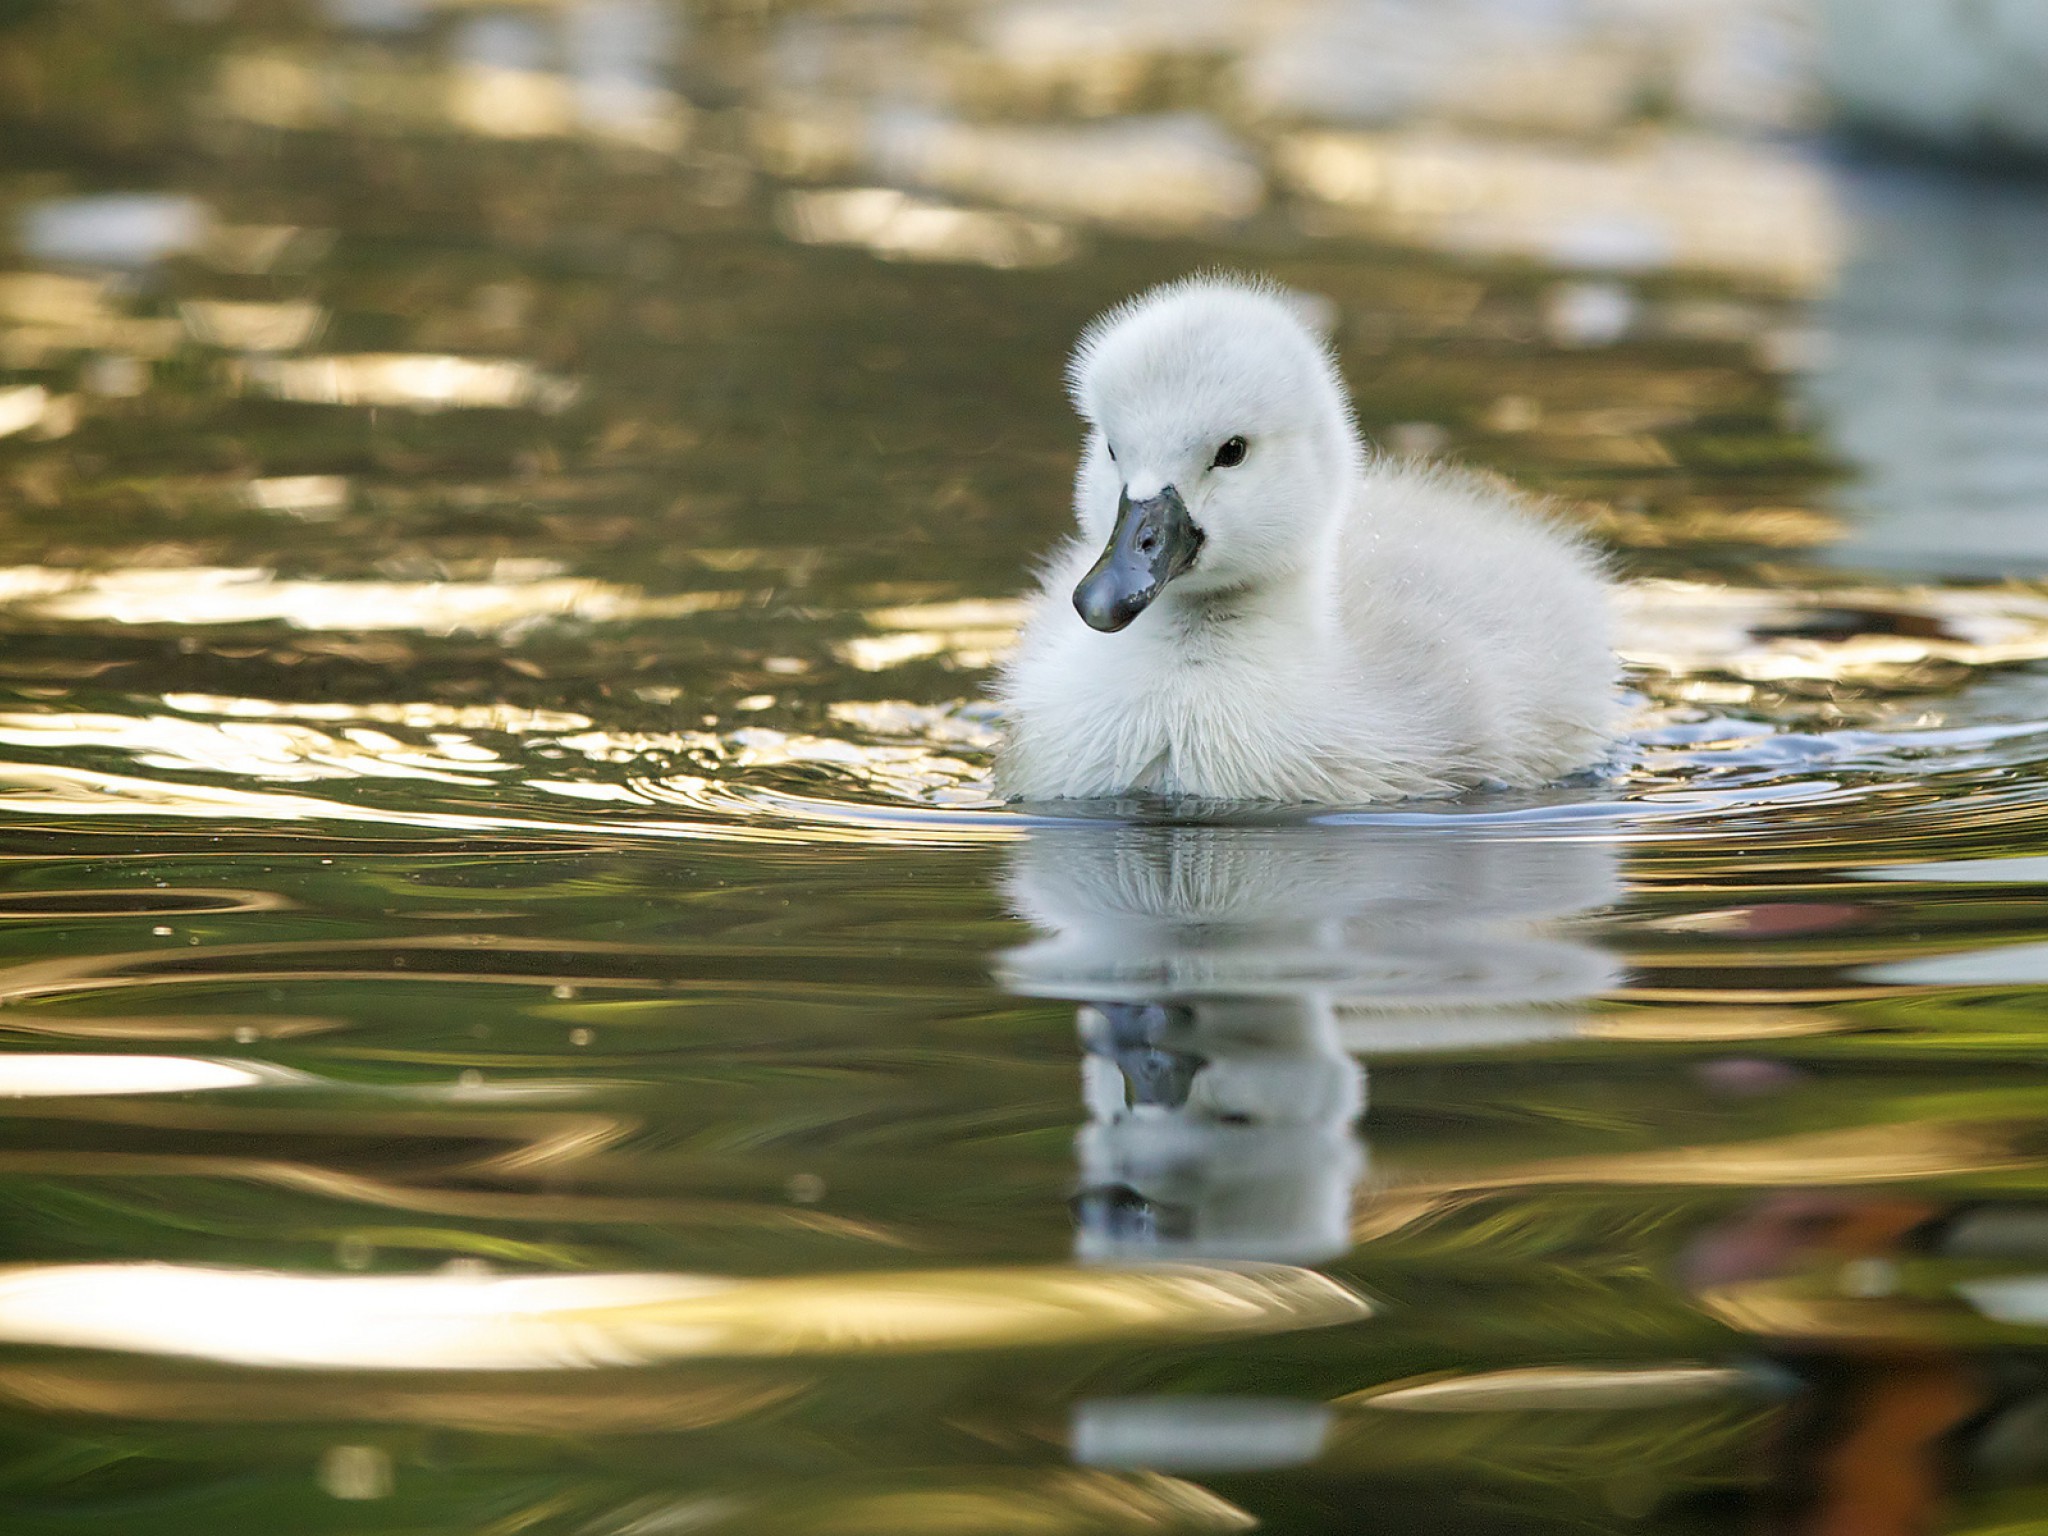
[6,4,2048,1533]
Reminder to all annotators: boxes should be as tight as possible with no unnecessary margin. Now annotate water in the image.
[4,3,2048,1532]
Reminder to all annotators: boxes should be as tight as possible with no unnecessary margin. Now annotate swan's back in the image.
[1339,459,1615,786]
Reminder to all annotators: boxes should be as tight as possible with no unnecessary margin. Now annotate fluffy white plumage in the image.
[997,274,1617,803]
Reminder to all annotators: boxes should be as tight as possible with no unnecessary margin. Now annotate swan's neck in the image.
[1157,505,1346,655]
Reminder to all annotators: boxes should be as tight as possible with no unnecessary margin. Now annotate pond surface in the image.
[5,4,2048,1533]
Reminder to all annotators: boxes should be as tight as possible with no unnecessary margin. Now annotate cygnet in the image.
[997,275,1616,803]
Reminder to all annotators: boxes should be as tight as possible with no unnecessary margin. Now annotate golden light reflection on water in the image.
[0,270,185,368]
[179,299,327,354]
[0,683,2029,851]
[777,188,1076,269]
[1344,1366,1750,1414]
[0,1054,279,1097]
[0,758,1013,848]
[244,474,350,516]
[1585,501,1845,552]
[0,563,2043,851]
[0,932,686,1008]
[1355,1120,2041,1244]
[233,353,581,413]
[1279,129,1843,289]
[214,45,693,153]
[0,383,70,440]
[0,1014,335,1043]
[759,104,1264,234]
[1619,580,2048,690]
[837,598,1034,672]
[0,709,518,785]
[838,580,2048,706]
[0,1143,906,1247]
[1694,1283,1956,1345]
[0,564,740,634]
[592,1472,1256,1536]
[1576,1006,1852,1043]
[0,1261,1368,1370]
[756,1471,1257,1536]
[0,1359,804,1434]
[162,693,593,733]
[880,114,1265,234]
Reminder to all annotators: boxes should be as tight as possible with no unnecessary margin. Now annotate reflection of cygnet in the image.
[1071,1394,1334,1474]
[998,821,1623,1265]
[1072,995,1364,1265]
[1002,822,1623,1053]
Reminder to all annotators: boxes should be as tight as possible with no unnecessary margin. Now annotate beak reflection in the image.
[1074,486,1202,633]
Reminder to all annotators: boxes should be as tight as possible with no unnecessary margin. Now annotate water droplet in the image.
[151,925,172,937]
[551,983,577,1000]
[336,1234,374,1270]
[569,1027,593,1046]
[233,1025,258,1044]
[457,1069,482,1089]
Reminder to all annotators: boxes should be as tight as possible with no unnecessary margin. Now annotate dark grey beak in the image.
[1073,486,1203,633]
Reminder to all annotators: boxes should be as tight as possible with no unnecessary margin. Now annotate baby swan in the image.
[997,275,1616,804]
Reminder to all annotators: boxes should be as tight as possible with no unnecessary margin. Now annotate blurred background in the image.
[0,0,2043,605]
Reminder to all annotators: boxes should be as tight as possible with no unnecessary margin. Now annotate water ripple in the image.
[0,1260,1370,1370]
[1,577,2047,852]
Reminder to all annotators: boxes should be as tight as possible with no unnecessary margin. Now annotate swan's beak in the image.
[1073,486,1202,633]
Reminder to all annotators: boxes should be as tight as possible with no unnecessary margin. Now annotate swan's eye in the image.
[1211,436,1248,468]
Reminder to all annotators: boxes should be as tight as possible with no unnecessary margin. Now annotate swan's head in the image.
[1065,275,1360,633]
